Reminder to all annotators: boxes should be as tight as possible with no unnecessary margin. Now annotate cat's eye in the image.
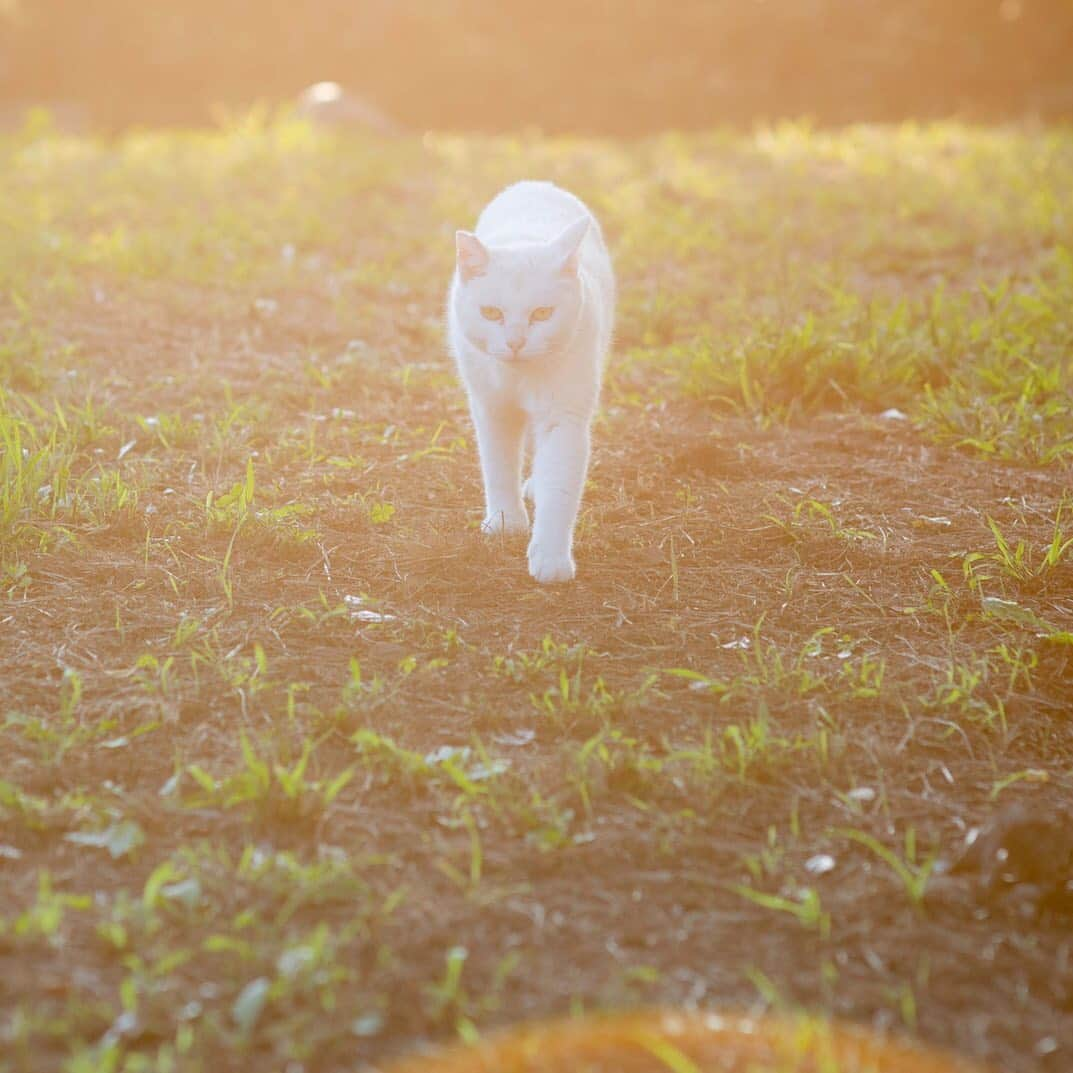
[530,307,554,323]
[480,306,504,322]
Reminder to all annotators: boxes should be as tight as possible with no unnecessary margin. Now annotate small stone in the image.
[805,853,837,876]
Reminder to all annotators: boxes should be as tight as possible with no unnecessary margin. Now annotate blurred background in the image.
[2,0,1072,133]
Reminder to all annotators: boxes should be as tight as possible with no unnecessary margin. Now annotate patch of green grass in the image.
[674,254,1073,462]
[833,826,937,910]
[181,733,354,824]
[962,498,1073,594]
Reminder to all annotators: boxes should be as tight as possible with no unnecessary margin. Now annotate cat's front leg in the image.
[527,415,590,583]
[471,401,528,535]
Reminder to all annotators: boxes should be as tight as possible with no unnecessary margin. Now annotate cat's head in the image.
[452,217,588,362]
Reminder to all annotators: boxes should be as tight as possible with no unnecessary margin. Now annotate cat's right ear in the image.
[456,231,490,282]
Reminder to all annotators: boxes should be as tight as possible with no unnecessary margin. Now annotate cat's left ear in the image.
[550,216,590,277]
[456,231,490,282]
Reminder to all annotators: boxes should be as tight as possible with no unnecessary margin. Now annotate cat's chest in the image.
[474,356,591,416]
[480,366,555,413]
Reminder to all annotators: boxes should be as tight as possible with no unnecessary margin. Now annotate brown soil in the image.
[2,290,1071,1073]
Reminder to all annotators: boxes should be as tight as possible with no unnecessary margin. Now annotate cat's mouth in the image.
[495,348,549,363]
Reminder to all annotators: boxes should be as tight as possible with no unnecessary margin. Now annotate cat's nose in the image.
[507,335,526,355]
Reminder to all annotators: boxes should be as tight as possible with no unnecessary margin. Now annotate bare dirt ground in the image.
[2,123,1072,1073]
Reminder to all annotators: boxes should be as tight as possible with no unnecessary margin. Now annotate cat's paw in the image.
[481,505,529,536]
[527,542,576,584]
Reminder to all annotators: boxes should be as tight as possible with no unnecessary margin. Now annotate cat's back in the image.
[477,181,606,255]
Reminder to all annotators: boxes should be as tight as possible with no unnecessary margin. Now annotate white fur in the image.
[446,181,615,583]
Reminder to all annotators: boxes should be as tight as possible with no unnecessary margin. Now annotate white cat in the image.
[446,181,615,583]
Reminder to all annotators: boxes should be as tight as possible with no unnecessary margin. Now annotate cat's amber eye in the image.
[530,306,554,323]
[480,306,504,322]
